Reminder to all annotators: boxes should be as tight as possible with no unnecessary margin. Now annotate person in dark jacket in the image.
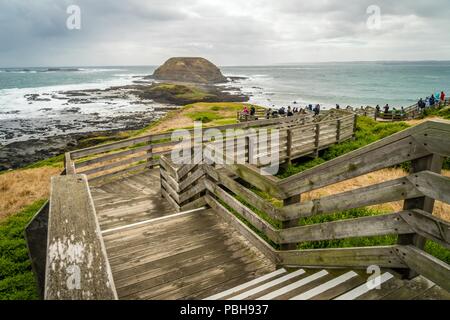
[430,94,435,106]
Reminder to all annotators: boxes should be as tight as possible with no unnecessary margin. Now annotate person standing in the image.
[314,104,321,116]
[441,91,446,102]
[287,106,293,117]
[430,94,435,106]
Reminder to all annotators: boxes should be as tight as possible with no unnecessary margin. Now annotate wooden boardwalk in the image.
[32,117,449,300]
[88,170,450,300]
[90,170,174,230]
[91,171,276,300]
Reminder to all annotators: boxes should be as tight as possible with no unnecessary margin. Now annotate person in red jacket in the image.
[441,91,446,102]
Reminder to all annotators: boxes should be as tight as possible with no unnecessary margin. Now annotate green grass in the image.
[186,111,222,123]
[24,154,65,170]
[0,200,44,300]
[421,106,450,120]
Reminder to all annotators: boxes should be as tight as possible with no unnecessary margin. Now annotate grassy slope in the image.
[0,200,44,300]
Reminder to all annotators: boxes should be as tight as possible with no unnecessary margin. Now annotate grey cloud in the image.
[0,0,449,67]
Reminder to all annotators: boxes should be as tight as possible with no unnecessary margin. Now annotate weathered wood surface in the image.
[204,179,280,244]
[279,213,414,244]
[222,120,449,200]
[395,245,450,292]
[45,175,117,300]
[278,246,406,269]
[90,169,174,230]
[25,201,49,299]
[280,175,422,220]
[205,195,280,264]
[65,152,76,175]
[102,209,276,300]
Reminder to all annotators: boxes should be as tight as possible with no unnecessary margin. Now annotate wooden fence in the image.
[375,98,450,122]
[64,111,350,183]
[196,119,450,291]
[159,114,356,210]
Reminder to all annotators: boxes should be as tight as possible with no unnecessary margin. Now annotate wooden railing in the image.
[375,98,450,121]
[65,111,347,183]
[200,119,450,291]
[159,114,356,211]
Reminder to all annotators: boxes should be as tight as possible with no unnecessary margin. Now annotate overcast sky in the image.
[1,0,450,67]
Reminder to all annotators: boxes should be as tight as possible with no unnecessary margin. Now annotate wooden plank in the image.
[25,201,50,299]
[203,165,284,221]
[279,213,414,244]
[382,275,435,300]
[45,175,117,300]
[78,154,156,176]
[70,135,152,159]
[204,179,280,243]
[407,170,450,204]
[178,166,205,192]
[179,196,207,212]
[65,152,76,175]
[205,195,279,263]
[160,167,181,192]
[280,176,422,220]
[398,154,444,278]
[179,178,206,203]
[399,209,450,249]
[290,271,360,300]
[278,246,406,268]
[160,187,181,211]
[227,164,285,199]
[277,121,440,198]
[394,245,450,292]
[88,163,149,183]
[75,144,153,169]
[278,135,431,198]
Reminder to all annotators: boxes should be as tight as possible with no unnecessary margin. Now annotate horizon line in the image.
[2,59,450,69]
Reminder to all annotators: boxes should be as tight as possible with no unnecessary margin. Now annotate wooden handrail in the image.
[45,175,118,300]
[199,119,450,289]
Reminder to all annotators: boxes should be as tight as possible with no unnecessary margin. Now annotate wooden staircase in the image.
[205,268,450,300]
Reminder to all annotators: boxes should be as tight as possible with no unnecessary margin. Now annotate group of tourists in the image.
[241,105,256,116]
[417,91,446,110]
[262,103,321,119]
[375,104,405,116]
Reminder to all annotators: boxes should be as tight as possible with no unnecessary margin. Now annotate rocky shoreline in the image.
[0,75,249,171]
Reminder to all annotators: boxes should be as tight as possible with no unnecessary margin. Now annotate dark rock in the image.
[153,57,227,84]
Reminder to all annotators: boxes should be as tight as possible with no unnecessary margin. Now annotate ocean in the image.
[1,61,449,145]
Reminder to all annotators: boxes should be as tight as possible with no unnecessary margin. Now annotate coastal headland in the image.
[0,58,250,170]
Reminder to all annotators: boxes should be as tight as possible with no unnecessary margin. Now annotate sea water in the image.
[0,61,449,145]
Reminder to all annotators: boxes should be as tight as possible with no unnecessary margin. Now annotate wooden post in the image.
[146,143,153,169]
[281,194,301,251]
[286,129,292,166]
[336,119,341,144]
[64,152,76,175]
[314,123,320,158]
[352,114,357,138]
[397,153,444,278]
